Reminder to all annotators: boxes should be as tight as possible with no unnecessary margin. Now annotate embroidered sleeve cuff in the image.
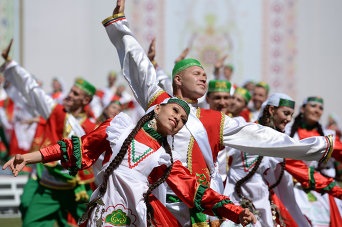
[328,184,342,199]
[40,144,63,163]
[214,201,244,224]
[319,135,334,163]
[102,13,125,27]
[192,185,207,213]
[69,135,82,176]
[322,181,336,193]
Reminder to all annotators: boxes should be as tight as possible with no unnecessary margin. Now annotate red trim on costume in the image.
[40,144,63,163]
[148,91,170,109]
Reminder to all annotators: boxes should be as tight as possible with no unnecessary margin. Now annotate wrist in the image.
[113,12,125,18]
[151,60,158,67]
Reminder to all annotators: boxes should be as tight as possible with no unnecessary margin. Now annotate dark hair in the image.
[235,155,264,199]
[289,104,324,138]
[258,105,273,127]
[85,110,173,226]
[144,139,173,226]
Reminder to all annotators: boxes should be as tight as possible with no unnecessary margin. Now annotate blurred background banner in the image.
[0,0,20,62]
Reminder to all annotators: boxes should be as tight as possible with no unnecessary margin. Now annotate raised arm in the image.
[221,117,334,162]
[213,55,228,78]
[103,0,169,110]
[1,40,55,119]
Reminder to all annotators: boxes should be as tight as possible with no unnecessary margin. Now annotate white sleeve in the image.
[103,16,165,110]
[3,61,55,119]
[156,68,173,96]
[222,116,332,161]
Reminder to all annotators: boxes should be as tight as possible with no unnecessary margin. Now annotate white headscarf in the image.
[258,92,295,120]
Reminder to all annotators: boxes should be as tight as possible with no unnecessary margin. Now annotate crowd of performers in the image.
[1,0,342,226]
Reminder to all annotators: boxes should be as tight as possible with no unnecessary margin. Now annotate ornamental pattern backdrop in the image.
[0,0,20,64]
[263,0,297,99]
[127,0,297,98]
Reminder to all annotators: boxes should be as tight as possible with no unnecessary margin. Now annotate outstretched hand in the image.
[147,38,156,61]
[239,208,257,226]
[175,47,190,63]
[113,0,125,15]
[214,55,228,69]
[2,154,26,177]
[1,38,13,62]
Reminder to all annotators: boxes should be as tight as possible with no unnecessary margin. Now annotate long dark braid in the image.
[289,112,303,138]
[144,138,174,226]
[82,111,155,221]
[268,160,286,192]
[233,106,270,212]
[98,111,155,197]
[258,105,287,191]
[235,156,264,198]
[235,104,272,197]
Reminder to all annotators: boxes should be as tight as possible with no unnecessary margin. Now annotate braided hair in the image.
[258,105,273,128]
[235,155,264,198]
[144,139,173,226]
[258,105,287,190]
[86,109,174,226]
[234,105,272,201]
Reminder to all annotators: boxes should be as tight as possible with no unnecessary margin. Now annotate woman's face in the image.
[104,102,121,119]
[154,103,188,136]
[301,102,323,125]
[270,106,294,132]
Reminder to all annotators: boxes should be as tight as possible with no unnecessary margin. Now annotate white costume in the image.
[102,14,334,226]
[86,113,171,226]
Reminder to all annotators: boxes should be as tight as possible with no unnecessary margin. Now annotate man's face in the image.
[223,66,233,81]
[108,75,117,87]
[252,86,268,110]
[206,91,232,113]
[63,85,90,112]
[230,94,247,116]
[176,66,207,100]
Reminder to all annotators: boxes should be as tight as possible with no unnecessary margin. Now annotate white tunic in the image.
[86,113,171,227]
[222,148,272,227]
[102,14,334,226]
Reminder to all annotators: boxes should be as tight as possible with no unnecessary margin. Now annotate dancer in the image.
[101,1,334,225]
[4,98,256,227]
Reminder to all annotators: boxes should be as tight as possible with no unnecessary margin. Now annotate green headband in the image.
[234,87,251,104]
[306,96,324,105]
[278,98,295,109]
[172,58,203,78]
[74,78,96,96]
[208,80,231,93]
[224,64,234,71]
[167,98,190,116]
[256,81,270,93]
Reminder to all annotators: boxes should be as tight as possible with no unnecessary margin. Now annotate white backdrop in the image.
[1,0,342,126]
